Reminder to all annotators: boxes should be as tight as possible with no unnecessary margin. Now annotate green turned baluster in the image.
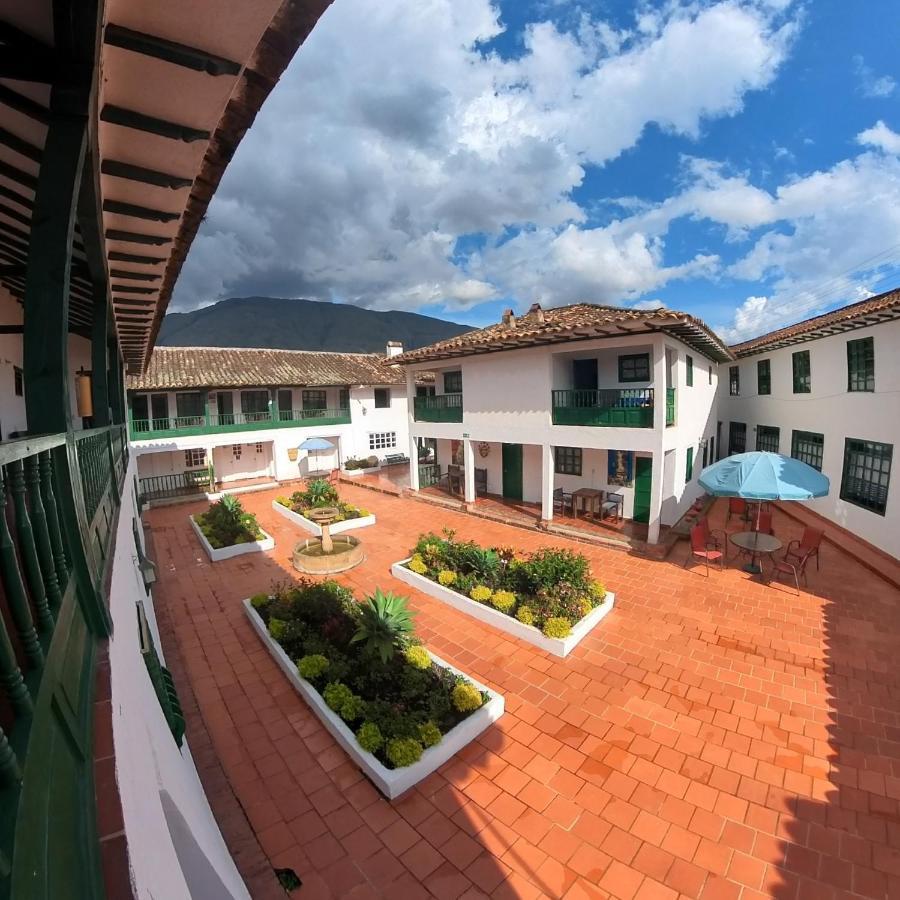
[0,469,43,668]
[39,450,70,587]
[24,456,63,613]
[0,609,32,717]
[7,460,54,634]
[0,725,21,787]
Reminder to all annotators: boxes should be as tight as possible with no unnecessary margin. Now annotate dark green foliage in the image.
[351,589,415,663]
[196,495,263,548]
[252,580,481,768]
[405,533,597,631]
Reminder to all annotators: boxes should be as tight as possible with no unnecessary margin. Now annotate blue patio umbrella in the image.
[298,436,335,472]
[698,451,829,573]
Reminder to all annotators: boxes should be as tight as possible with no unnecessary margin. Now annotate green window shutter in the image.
[847,337,874,392]
[840,438,892,515]
[686,356,693,387]
[792,350,811,393]
[756,425,780,453]
[137,601,186,747]
[757,359,770,395]
[791,430,824,471]
[685,447,693,481]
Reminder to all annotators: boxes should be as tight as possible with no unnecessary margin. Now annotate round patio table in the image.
[729,531,782,576]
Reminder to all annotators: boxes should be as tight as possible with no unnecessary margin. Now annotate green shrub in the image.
[521,547,590,594]
[490,591,516,613]
[268,618,287,640]
[366,455,378,468]
[250,593,269,609]
[356,722,384,753]
[589,580,607,603]
[323,682,355,712]
[386,737,424,768]
[515,605,534,626]
[451,682,483,712]
[404,645,431,670]
[350,589,415,663]
[297,654,329,680]
[418,721,442,748]
[340,693,364,722]
[469,585,492,603]
[542,617,572,639]
[195,495,262,548]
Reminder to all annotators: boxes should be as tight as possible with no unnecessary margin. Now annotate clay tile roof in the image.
[389,303,733,364]
[126,346,420,390]
[729,287,900,357]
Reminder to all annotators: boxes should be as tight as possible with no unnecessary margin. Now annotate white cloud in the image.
[856,120,900,155]
[854,55,897,98]
[174,0,798,312]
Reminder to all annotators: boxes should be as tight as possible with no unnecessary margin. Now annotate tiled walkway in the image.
[146,486,900,899]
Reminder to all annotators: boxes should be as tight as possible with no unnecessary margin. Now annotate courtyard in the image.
[147,482,900,900]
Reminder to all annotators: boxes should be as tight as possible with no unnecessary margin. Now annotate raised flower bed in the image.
[245,581,503,799]
[391,531,614,658]
[342,455,381,477]
[272,478,375,535]
[190,495,274,562]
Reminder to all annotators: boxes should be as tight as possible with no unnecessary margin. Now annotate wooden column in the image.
[90,284,110,426]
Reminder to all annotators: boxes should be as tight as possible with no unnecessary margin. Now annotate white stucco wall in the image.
[109,460,250,900]
[0,288,26,439]
[717,320,900,558]
[410,334,720,529]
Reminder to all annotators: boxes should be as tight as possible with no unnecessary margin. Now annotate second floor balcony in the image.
[413,392,463,423]
[552,388,660,428]
[129,407,352,440]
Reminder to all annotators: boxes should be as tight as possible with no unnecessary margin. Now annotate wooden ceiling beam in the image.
[105,229,171,246]
[108,269,160,281]
[100,159,193,190]
[104,23,241,77]
[100,104,210,143]
[102,199,179,223]
[108,249,165,264]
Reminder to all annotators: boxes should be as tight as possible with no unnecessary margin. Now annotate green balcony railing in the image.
[138,470,212,503]
[413,393,463,423]
[418,463,442,487]
[128,407,352,440]
[666,388,675,426]
[551,388,655,428]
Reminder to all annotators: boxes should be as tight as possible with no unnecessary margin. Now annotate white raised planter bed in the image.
[391,559,615,658]
[243,599,504,799]
[342,465,381,477]
[189,515,274,562]
[271,500,376,535]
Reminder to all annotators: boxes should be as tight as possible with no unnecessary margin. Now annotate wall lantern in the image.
[139,556,157,589]
[75,368,93,418]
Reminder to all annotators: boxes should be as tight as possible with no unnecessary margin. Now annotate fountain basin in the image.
[293,535,365,574]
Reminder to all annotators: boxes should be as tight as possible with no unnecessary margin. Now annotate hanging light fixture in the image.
[75,367,93,418]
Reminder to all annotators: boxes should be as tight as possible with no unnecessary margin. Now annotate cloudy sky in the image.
[173,0,900,342]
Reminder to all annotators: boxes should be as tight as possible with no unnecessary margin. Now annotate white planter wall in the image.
[189,515,274,561]
[244,600,504,799]
[270,500,376,535]
[391,560,615,658]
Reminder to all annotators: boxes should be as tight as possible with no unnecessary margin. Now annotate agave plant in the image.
[303,478,338,507]
[350,589,415,663]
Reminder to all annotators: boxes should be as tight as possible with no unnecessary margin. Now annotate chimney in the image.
[386,341,403,357]
[501,308,516,329]
[527,303,545,323]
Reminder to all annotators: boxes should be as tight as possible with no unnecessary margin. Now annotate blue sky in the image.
[176,0,900,343]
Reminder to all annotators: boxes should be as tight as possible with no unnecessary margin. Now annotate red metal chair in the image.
[726,498,747,525]
[748,511,774,536]
[771,547,813,594]
[697,517,725,549]
[683,524,725,575]
[784,527,823,572]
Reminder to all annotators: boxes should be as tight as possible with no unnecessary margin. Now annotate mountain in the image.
[158,296,472,353]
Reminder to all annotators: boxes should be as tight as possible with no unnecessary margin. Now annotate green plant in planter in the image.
[250,593,269,609]
[197,494,262,547]
[386,737,424,767]
[356,721,384,753]
[350,589,415,663]
[542,617,572,639]
[418,721,442,748]
[451,682,483,712]
[297,654,329,680]
[303,478,338,508]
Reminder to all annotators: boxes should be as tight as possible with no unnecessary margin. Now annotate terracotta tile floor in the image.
[146,486,900,899]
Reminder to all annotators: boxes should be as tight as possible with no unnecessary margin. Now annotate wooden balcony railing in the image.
[138,470,212,503]
[0,424,128,889]
[413,393,463,423]
[551,388,655,428]
[129,407,352,440]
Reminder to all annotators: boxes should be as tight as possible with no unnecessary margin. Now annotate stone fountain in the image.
[292,506,365,574]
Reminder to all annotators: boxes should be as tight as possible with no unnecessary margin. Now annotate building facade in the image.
[717,290,900,559]
[393,304,732,544]
[125,346,416,495]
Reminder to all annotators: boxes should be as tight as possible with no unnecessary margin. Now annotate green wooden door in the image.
[502,444,523,501]
[633,456,652,524]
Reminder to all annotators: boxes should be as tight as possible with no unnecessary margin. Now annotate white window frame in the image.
[184,448,206,468]
[368,431,397,451]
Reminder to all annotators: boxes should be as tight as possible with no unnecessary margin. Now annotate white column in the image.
[541,443,555,523]
[405,369,419,490]
[647,337,668,543]
[463,438,476,502]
